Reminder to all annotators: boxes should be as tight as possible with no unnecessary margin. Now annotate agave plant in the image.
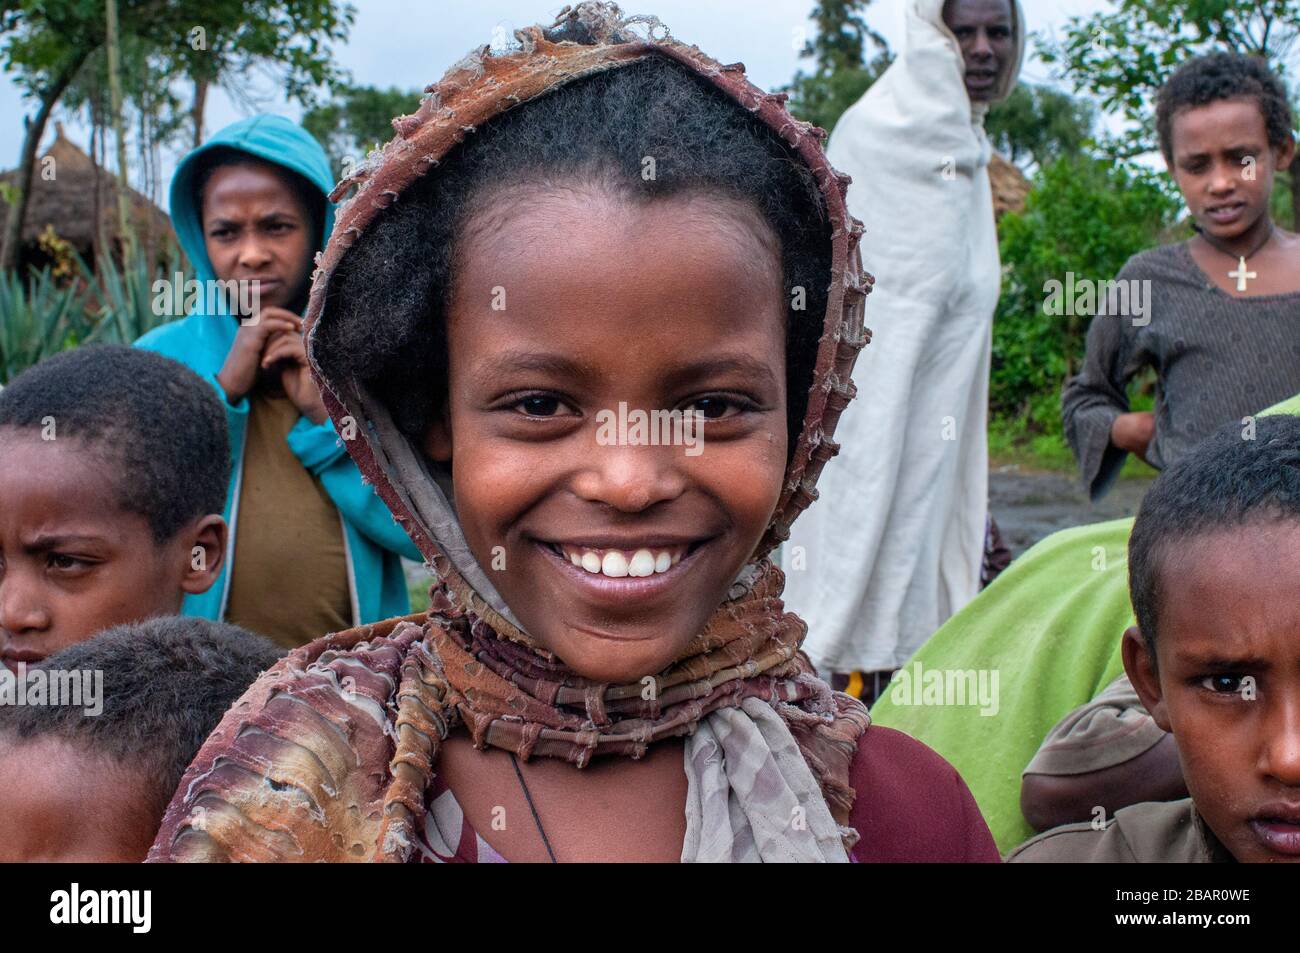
[81,244,188,345]
[0,266,86,385]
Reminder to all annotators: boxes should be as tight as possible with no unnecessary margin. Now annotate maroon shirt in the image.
[417,724,999,862]
[847,726,1000,862]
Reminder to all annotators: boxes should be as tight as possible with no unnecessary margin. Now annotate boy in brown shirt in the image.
[1010,415,1300,862]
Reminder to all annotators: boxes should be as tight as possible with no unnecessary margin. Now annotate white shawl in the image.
[682,698,854,862]
[782,0,1025,673]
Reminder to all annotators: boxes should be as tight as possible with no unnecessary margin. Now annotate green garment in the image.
[871,391,1300,852]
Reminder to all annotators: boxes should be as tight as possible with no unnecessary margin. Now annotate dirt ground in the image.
[990,465,1155,558]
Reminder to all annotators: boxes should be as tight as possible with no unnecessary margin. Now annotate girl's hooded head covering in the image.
[304,2,872,638]
[169,114,336,287]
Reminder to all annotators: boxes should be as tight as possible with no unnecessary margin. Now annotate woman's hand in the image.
[1110,411,1155,464]
[259,317,329,425]
[216,309,304,406]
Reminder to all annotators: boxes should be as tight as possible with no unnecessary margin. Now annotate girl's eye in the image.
[513,395,568,417]
[683,396,745,420]
[1200,674,1246,694]
[47,553,88,572]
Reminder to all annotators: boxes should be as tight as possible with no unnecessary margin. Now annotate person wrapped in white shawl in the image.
[782,0,1025,685]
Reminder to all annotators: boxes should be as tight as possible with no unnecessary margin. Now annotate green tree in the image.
[991,155,1181,431]
[1,0,356,270]
[985,83,1096,170]
[1,0,98,271]
[105,0,132,254]
[167,1,356,149]
[1038,0,1300,224]
[303,84,423,180]
[782,0,892,135]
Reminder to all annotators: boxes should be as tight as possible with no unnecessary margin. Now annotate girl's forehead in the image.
[448,194,785,355]
[462,184,779,256]
[203,163,304,215]
[458,189,779,287]
[1171,98,1270,150]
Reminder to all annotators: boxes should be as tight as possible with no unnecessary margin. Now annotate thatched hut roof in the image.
[989,151,1031,220]
[0,123,173,261]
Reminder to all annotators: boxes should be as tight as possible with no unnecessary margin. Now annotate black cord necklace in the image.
[509,751,558,863]
[1195,219,1275,292]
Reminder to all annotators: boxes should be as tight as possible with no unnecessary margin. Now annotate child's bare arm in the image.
[1110,411,1155,464]
[1021,732,1187,832]
[1019,673,1184,832]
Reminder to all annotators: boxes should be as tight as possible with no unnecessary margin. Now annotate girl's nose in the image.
[237,238,274,271]
[570,442,688,513]
[1260,695,1300,787]
[1209,162,1238,194]
[0,580,51,637]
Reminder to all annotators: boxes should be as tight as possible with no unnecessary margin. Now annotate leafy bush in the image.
[81,244,186,345]
[992,154,1181,437]
[785,53,892,135]
[0,243,188,385]
[985,83,1096,170]
[0,266,84,384]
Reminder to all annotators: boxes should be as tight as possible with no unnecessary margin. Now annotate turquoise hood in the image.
[168,113,337,285]
[138,114,418,631]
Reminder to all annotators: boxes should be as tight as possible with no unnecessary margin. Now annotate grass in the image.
[988,418,1075,471]
[989,422,1158,478]
[403,559,433,613]
[990,364,1163,477]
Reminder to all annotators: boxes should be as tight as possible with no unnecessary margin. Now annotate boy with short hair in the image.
[1063,52,1300,501]
[1010,415,1300,862]
[0,617,283,861]
[0,345,228,670]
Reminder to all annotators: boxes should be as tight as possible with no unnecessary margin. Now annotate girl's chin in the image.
[541,625,697,685]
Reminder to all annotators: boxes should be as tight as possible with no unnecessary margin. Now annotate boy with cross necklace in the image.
[1062,52,1300,501]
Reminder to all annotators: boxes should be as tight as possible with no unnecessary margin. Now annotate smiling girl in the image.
[1063,52,1300,500]
[148,3,998,864]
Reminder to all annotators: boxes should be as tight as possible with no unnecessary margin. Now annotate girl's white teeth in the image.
[603,551,630,577]
[558,545,687,577]
[627,550,655,577]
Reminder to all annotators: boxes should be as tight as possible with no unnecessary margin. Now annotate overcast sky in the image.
[0,0,1111,207]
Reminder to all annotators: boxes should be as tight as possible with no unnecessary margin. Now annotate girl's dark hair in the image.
[1128,414,1300,659]
[314,53,831,452]
[1156,52,1295,162]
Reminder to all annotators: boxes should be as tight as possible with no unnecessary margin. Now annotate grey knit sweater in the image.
[1062,240,1300,500]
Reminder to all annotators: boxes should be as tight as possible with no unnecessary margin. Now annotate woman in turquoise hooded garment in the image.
[137,115,421,643]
